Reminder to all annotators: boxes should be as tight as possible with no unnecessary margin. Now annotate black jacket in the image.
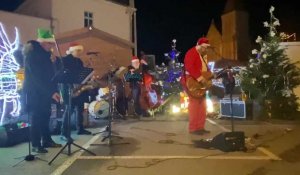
[57,54,84,84]
[55,54,85,104]
[22,40,57,107]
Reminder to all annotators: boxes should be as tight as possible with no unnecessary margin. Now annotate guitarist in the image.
[182,37,211,135]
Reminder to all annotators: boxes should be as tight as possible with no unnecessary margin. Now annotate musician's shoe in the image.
[190,129,210,135]
[200,129,210,134]
[119,115,127,120]
[32,147,48,153]
[190,130,203,135]
[77,129,92,135]
[43,141,62,148]
[141,112,151,117]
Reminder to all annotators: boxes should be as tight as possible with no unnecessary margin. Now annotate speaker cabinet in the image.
[0,123,29,147]
[144,55,156,71]
[211,131,246,152]
[220,99,253,119]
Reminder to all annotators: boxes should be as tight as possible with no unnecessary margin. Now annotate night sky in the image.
[1,0,299,64]
[0,0,24,11]
[135,0,300,63]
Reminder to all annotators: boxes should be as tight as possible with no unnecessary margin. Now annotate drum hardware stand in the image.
[49,85,96,165]
[220,67,236,131]
[91,71,128,146]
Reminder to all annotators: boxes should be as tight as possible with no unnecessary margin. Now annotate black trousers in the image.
[61,100,84,135]
[29,102,52,147]
[132,85,147,115]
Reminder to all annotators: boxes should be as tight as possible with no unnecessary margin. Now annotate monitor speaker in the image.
[211,131,246,152]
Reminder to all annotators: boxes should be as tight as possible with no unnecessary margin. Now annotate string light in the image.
[280,32,296,42]
[0,23,21,125]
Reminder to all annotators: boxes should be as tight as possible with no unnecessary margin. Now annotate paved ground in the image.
[1,114,300,175]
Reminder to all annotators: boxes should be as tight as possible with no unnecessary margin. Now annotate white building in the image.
[280,42,300,109]
[0,0,136,75]
[0,10,50,44]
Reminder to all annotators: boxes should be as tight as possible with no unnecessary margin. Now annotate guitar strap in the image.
[200,54,210,72]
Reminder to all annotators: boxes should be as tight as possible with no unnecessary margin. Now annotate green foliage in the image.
[240,6,300,120]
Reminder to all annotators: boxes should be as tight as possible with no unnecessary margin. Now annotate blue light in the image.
[169,50,177,60]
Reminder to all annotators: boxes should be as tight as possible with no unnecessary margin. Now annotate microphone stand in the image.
[90,70,127,146]
[13,89,47,167]
[225,67,235,132]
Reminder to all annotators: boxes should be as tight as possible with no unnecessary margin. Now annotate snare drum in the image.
[88,100,109,119]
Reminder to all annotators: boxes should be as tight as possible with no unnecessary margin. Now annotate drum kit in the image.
[87,65,166,119]
[88,99,109,119]
[88,66,128,119]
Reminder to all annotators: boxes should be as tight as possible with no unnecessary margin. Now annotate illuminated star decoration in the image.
[0,23,21,125]
[164,39,180,62]
[163,39,182,83]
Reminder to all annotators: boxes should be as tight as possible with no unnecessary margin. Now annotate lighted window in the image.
[84,11,93,27]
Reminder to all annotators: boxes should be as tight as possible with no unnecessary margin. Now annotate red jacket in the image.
[184,46,203,79]
[180,46,204,89]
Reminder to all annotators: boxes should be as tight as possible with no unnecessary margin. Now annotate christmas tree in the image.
[240,6,300,119]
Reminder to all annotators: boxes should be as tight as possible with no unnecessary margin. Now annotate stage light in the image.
[171,105,181,114]
[180,92,189,110]
[0,23,21,125]
[208,61,215,72]
[206,91,214,113]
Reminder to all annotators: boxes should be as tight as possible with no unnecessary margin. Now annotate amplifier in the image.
[211,131,246,152]
[220,99,253,119]
[0,123,29,147]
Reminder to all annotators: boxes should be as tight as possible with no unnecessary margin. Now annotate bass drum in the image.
[88,100,109,119]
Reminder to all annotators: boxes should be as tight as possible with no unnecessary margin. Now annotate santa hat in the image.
[66,43,84,54]
[197,37,210,47]
[37,28,55,43]
[131,56,139,63]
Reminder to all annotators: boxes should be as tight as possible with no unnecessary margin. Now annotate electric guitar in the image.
[186,69,226,98]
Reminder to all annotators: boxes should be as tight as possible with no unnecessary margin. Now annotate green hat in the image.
[37,28,55,43]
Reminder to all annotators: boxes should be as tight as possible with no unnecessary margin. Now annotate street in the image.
[1,114,300,175]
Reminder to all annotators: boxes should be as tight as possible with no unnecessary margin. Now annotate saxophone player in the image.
[58,43,92,140]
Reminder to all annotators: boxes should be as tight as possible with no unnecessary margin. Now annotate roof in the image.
[106,0,130,7]
[208,19,222,35]
[56,27,134,48]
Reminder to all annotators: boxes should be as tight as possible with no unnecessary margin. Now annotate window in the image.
[84,11,93,27]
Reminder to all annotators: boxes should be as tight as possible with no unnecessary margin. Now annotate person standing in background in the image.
[22,28,62,153]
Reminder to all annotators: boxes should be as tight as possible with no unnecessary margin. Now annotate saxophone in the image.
[72,76,108,97]
[72,81,98,97]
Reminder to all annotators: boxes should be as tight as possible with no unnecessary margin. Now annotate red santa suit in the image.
[183,37,210,133]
